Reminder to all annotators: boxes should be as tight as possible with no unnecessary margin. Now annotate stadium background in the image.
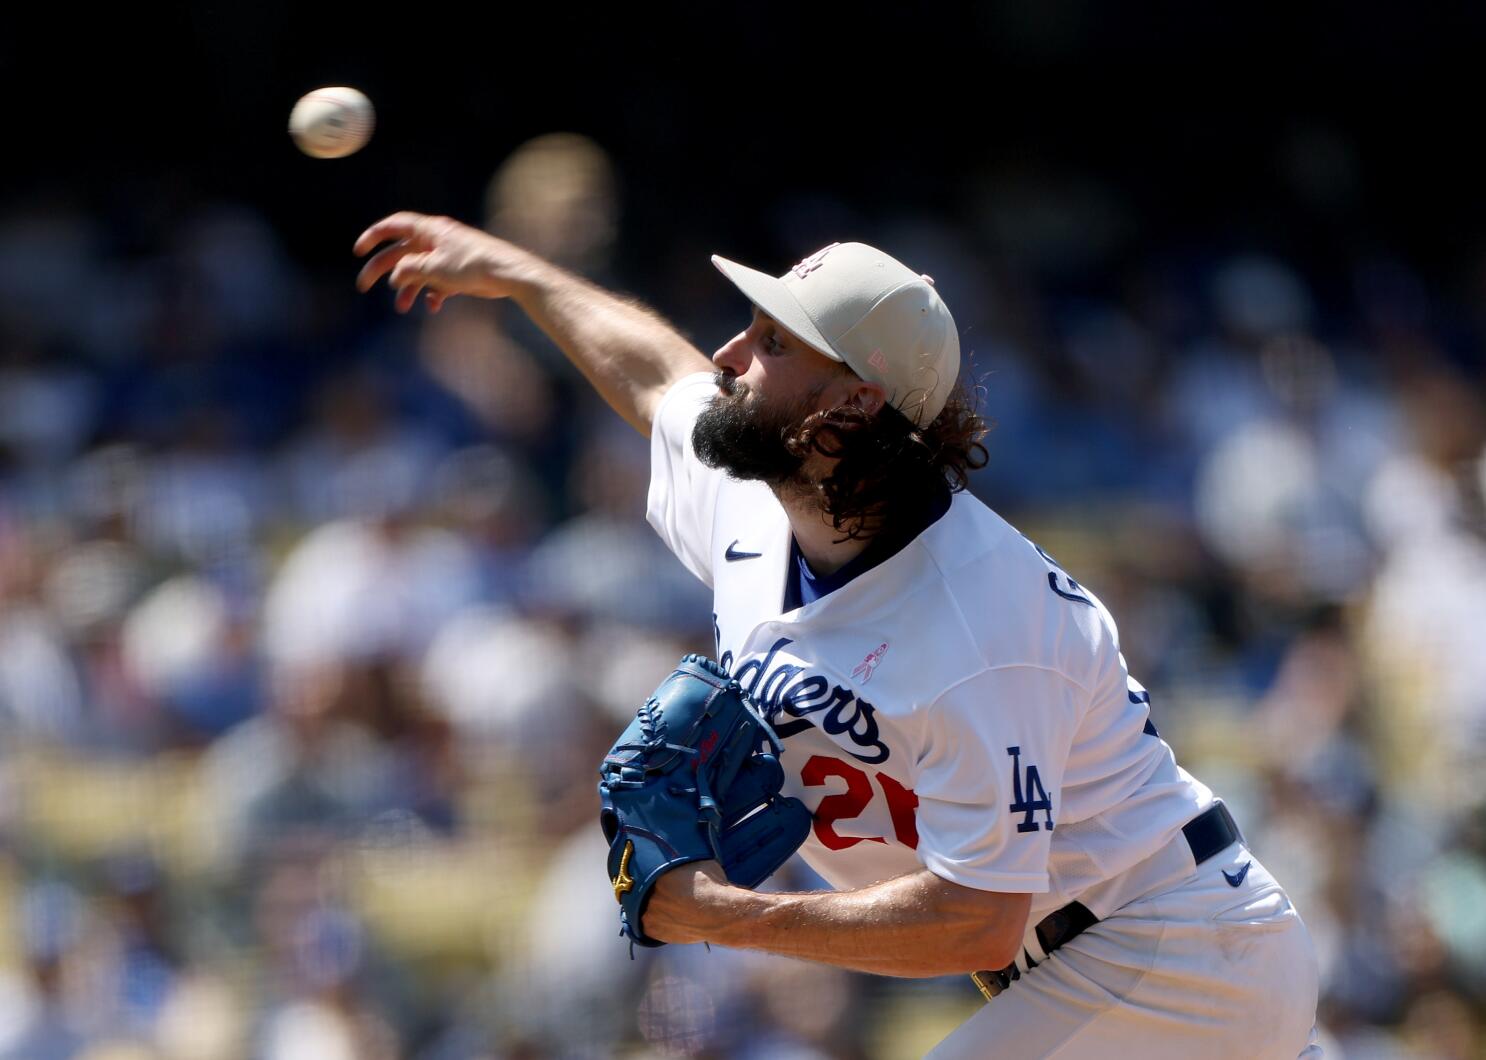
[2,4,1486,1056]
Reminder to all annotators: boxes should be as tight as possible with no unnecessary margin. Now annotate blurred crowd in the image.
[1,131,1485,1059]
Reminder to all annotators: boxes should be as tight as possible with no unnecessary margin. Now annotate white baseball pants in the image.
[928,843,1322,1059]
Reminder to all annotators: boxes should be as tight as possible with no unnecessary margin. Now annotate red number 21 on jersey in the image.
[801,755,920,850]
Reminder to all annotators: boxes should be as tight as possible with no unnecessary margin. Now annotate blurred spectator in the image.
[483,133,619,274]
[281,370,447,525]
[261,517,481,670]
[0,880,92,1059]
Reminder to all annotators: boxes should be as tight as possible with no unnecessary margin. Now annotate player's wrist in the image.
[641,861,739,945]
[692,865,757,946]
[497,251,565,305]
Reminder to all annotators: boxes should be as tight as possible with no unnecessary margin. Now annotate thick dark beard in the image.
[691,372,815,486]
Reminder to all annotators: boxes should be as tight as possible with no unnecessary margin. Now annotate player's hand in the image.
[641,860,734,945]
[354,212,541,314]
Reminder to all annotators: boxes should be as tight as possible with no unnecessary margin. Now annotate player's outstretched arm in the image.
[644,862,1033,977]
[354,212,714,435]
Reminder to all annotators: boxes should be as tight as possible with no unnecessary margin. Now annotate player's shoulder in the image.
[917,492,1068,604]
[920,494,1117,678]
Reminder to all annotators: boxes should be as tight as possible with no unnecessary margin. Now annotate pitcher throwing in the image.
[356,213,1322,1058]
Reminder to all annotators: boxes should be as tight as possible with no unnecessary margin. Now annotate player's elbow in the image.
[907,923,1024,978]
[945,890,1033,974]
[893,874,1035,976]
[976,923,1027,973]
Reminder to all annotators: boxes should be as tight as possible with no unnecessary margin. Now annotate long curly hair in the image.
[783,383,990,542]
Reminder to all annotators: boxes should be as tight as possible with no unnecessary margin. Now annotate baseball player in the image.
[356,214,1323,1058]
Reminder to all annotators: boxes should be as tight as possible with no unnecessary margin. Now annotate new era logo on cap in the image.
[711,242,961,427]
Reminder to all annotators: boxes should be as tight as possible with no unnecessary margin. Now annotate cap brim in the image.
[710,255,844,363]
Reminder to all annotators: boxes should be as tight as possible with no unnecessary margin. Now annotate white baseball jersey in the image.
[647,373,1216,918]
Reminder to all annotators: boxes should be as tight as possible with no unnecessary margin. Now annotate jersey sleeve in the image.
[646,372,727,588]
[911,665,1086,893]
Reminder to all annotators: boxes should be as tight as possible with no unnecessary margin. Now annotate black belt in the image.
[970,801,1243,1001]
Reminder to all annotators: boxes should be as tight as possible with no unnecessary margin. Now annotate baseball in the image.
[289,86,375,159]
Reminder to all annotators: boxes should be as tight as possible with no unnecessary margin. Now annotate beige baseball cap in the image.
[711,241,961,427]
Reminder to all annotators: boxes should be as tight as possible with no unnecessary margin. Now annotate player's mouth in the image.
[714,371,747,400]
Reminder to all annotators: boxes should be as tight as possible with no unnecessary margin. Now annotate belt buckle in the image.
[970,970,1001,1001]
[970,967,1015,1001]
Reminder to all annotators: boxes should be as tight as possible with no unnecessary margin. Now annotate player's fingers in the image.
[356,239,415,291]
[426,291,448,313]
[353,211,429,256]
[388,251,438,291]
[390,252,451,314]
[394,281,426,314]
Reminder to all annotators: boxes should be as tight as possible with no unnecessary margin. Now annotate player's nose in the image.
[712,331,752,376]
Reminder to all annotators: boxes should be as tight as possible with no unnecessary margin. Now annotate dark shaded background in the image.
[13,4,1486,277]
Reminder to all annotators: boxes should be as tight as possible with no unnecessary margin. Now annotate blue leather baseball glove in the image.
[598,654,813,947]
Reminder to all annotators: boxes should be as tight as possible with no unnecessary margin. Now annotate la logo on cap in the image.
[791,243,841,279]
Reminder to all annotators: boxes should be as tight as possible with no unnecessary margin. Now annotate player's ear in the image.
[848,380,887,417]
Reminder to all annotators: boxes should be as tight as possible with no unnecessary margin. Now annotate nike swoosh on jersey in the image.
[1222,861,1252,888]
[724,541,763,561]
